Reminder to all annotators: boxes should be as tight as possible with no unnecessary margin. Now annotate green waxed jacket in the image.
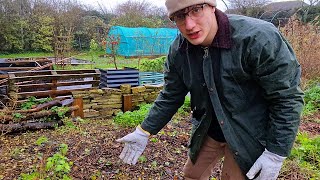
[141,14,304,174]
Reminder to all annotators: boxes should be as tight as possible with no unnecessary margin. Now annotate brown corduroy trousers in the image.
[183,136,245,180]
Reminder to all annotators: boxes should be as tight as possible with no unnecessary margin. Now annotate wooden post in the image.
[73,97,84,118]
[123,94,132,112]
[51,71,58,98]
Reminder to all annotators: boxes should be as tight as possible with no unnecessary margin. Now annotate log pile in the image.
[0,99,78,133]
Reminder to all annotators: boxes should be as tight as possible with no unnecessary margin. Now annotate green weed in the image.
[289,132,320,179]
[302,84,320,116]
[20,143,72,180]
[51,106,69,119]
[113,103,152,128]
[138,155,147,163]
[20,97,53,110]
[35,136,49,146]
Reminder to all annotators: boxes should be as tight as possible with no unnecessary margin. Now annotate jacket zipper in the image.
[203,47,209,59]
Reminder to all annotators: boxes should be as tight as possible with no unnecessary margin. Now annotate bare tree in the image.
[303,0,320,6]
[227,0,270,17]
[228,0,270,9]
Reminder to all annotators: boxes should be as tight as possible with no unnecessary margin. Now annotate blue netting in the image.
[106,26,179,57]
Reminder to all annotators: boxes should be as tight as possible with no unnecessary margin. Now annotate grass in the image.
[0,52,54,58]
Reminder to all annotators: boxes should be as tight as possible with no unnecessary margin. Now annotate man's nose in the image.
[184,15,196,30]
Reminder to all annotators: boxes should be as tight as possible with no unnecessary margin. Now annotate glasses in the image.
[169,4,209,26]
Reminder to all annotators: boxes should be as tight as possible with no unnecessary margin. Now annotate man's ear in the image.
[212,7,216,13]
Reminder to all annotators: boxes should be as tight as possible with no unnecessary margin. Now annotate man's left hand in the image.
[246,149,286,180]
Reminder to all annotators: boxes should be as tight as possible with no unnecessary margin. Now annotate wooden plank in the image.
[123,94,133,112]
[0,74,8,79]
[9,70,99,76]
[0,67,35,71]
[16,80,100,90]
[16,88,94,99]
[8,71,52,77]
[73,97,84,118]
[10,73,100,82]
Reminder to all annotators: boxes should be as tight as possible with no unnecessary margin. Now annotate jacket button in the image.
[220,121,224,125]
[209,88,214,92]
[235,151,239,156]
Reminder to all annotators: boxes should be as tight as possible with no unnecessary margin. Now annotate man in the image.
[116,0,304,179]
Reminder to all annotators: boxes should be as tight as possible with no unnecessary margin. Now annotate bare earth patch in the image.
[0,113,319,180]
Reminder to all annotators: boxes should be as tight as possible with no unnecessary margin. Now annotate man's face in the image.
[170,4,218,46]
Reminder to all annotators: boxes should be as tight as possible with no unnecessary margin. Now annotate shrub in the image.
[281,18,320,88]
[139,56,166,72]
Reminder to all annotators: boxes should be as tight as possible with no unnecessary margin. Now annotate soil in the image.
[0,113,319,180]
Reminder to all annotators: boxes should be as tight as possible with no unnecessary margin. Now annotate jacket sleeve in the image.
[141,46,189,135]
[247,25,304,157]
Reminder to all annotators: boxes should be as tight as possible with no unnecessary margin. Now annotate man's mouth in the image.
[188,31,200,39]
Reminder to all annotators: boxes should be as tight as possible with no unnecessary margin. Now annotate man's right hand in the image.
[116,125,150,165]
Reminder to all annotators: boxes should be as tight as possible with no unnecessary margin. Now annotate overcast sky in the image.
[81,0,299,12]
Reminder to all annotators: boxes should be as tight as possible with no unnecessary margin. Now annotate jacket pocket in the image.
[188,113,206,147]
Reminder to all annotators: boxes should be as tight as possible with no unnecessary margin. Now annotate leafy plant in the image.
[46,144,72,179]
[20,97,38,110]
[139,56,166,72]
[289,133,320,179]
[177,96,191,115]
[20,97,53,110]
[303,84,320,116]
[138,155,147,163]
[150,137,158,143]
[13,113,25,120]
[20,144,73,180]
[113,103,152,127]
[35,136,49,146]
[51,106,70,118]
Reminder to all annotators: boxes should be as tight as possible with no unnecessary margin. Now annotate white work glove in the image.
[116,125,150,165]
[246,149,286,180]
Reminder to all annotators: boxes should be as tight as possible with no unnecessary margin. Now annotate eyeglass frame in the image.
[169,3,211,25]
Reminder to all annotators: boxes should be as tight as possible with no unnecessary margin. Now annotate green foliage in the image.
[139,56,166,72]
[20,97,53,110]
[45,144,72,179]
[150,137,158,143]
[177,96,191,115]
[13,113,25,120]
[20,97,38,110]
[30,15,54,52]
[51,106,70,118]
[19,144,72,180]
[35,136,49,146]
[0,52,53,58]
[113,103,152,127]
[303,85,320,116]
[19,171,41,180]
[296,6,320,25]
[138,155,147,163]
[289,133,320,178]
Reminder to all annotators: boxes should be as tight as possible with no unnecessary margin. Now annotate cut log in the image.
[0,106,79,123]
[0,120,64,134]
